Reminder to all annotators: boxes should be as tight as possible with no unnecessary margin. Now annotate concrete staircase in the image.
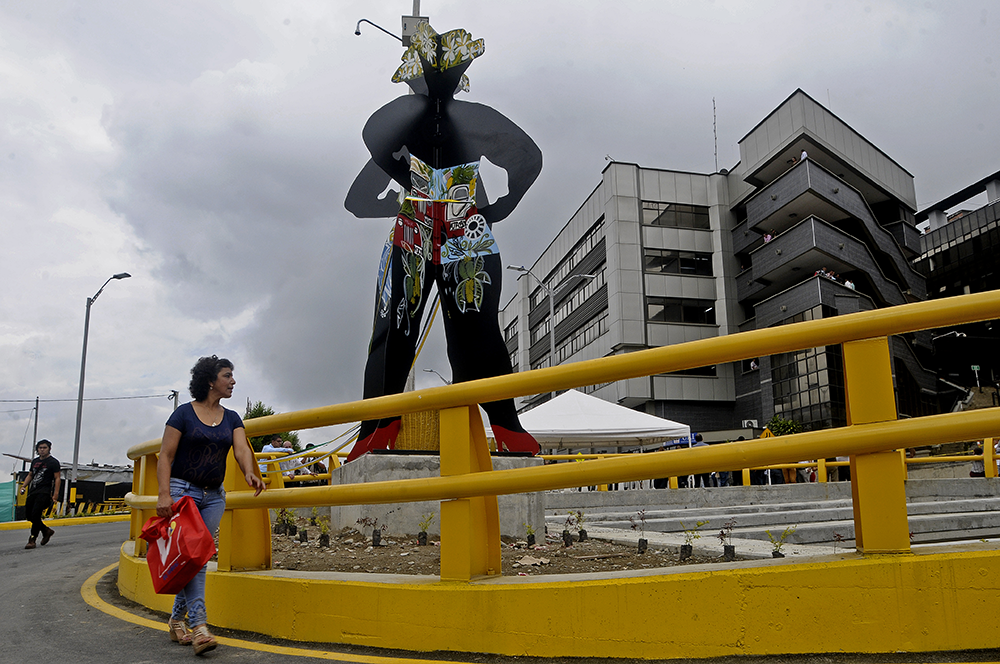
[544,479,1000,557]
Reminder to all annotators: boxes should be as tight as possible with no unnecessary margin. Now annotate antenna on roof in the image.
[713,97,718,173]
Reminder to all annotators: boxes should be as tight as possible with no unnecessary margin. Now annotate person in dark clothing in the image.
[19,439,61,549]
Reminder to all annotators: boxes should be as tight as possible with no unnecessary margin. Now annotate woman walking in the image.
[156,355,265,654]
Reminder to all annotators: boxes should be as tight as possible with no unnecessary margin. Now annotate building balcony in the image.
[736,216,908,308]
[753,274,876,330]
[744,159,925,300]
[883,220,922,258]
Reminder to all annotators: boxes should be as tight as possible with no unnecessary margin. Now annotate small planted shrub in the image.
[523,522,536,547]
[417,512,435,546]
[318,519,331,547]
[718,518,737,561]
[766,525,797,558]
[629,509,648,554]
[570,510,588,542]
[679,520,709,561]
[357,516,386,546]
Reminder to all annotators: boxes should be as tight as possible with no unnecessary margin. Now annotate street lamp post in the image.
[506,266,596,398]
[63,272,131,514]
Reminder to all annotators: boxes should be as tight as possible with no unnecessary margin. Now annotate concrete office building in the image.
[500,89,938,441]
[913,170,1000,390]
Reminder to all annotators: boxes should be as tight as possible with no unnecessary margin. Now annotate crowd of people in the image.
[814,266,855,289]
[258,436,328,482]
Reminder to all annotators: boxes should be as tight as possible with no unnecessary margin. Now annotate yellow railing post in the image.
[216,452,271,571]
[844,337,910,554]
[439,405,501,582]
[741,468,751,486]
[131,454,160,556]
[668,476,679,489]
[816,458,827,483]
[986,437,997,478]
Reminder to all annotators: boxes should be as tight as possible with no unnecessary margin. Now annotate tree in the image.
[244,399,301,452]
[765,414,803,436]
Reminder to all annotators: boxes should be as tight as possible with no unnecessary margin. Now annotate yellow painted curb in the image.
[0,514,130,531]
[117,543,1000,660]
[83,562,479,663]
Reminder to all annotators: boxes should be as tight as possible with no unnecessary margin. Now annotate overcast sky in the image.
[2,1,997,470]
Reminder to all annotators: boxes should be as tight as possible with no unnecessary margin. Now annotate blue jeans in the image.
[168,478,225,627]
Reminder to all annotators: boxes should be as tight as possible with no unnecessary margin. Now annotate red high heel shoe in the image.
[491,425,540,455]
[347,419,402,462]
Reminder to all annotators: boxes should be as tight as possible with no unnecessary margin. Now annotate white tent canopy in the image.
[487,389,690,450]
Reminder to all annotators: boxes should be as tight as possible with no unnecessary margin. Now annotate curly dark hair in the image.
[189,355,234,401]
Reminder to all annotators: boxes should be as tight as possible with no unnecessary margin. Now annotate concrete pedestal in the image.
[327,453,545,539]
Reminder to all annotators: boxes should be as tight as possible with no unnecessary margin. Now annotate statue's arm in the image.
[362,98,423,188]
[470,106,542,224]
[345,159,402,219]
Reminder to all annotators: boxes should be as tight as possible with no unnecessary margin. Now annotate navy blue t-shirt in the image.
[165,402,244,490]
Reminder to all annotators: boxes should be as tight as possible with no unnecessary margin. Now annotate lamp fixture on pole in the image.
[506,265,596,399]
[354,19,403,42]
[422,368,452,385]
[64,272,131,514]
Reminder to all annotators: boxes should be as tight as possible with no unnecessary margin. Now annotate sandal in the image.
[192,624,217,655]
[167,618,192,645]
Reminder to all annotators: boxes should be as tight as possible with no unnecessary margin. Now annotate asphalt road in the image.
[2,520,998,664]
[0,521,342,663]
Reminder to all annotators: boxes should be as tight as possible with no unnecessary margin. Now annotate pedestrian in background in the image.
[20,439,61,549]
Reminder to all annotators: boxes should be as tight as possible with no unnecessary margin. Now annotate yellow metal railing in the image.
[548,445,999,485]
[126,290,1000,580]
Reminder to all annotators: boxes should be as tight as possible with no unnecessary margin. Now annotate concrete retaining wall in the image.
[325,454,546,539]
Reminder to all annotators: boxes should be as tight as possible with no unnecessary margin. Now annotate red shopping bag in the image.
[139,495,217,594]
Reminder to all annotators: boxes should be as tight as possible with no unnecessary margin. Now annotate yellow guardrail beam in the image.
[126,407,1000,511]
[127,291,1000,461]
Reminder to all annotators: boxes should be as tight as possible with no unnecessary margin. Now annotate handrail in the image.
[127,290,1000,460]
[126,408,1000,511]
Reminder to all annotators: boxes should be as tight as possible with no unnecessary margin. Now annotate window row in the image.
[646,297,716,325]
[643,249,713,276]
[556,312,608,364]
[529,266,606,346]
[529,217,605,309]
[530,312,609,371]
[553,266,606,327]
[642,201,711,230]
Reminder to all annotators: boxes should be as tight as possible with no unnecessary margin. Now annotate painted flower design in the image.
[464,214,487,240]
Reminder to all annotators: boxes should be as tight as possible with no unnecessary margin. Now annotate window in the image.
[529,318,550,345]
[503,318,518,342]
[644,249,713,276]
[642,201,710,230]
[555,313,608,363]
[769,305,845,430]
[553,266,606,327]
[529,217,604,308]
[646,297,716,325]
[662,365,717,377]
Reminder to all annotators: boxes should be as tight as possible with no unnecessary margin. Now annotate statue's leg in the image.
[438,254,539,455]
[351,242,432,461]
